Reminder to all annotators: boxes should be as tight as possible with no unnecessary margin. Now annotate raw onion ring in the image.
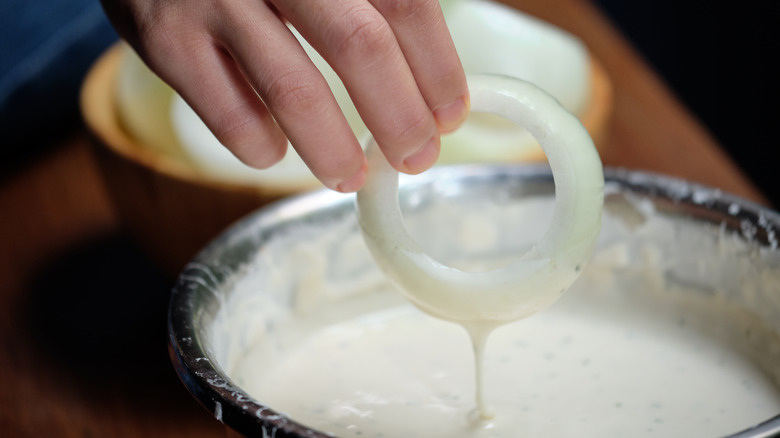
[356,74,604,324]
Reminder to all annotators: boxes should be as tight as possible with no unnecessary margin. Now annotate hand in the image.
[100,0,469,192]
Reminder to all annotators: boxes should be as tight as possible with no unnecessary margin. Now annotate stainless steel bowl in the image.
[168,166,780,437]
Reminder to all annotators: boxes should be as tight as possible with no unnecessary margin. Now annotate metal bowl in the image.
[168,166,780,437]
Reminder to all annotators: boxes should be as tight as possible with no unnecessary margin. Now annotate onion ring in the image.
[356,74,604,324]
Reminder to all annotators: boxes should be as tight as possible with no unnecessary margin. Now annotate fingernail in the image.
[335,162,367,193]
[403,136,440,174]
[434,96,469,134]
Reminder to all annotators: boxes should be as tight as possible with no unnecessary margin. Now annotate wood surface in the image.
[0,1,769,437]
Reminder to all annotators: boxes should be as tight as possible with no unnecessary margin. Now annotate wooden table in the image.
[0,1,769,436]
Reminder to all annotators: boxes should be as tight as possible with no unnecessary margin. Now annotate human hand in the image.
[100,0,469,192]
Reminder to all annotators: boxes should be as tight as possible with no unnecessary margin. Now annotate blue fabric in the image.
[0,0,118,158]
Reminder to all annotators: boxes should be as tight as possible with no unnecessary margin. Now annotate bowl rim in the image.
[168,166,780,438]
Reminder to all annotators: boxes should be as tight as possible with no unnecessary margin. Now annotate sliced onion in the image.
[356,74,604,324]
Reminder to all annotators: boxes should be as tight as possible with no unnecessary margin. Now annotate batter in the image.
[215,194,780,438]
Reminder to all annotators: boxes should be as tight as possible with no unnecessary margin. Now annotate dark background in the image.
[593,0,780,206]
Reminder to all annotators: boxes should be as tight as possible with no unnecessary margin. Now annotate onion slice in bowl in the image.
[356,74,604,325]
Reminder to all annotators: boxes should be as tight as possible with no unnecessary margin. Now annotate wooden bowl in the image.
[80,45,296,275]
[80,43,613,275]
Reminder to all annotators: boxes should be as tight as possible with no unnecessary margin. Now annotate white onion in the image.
[356,74,604,324]
[439,0,591,163]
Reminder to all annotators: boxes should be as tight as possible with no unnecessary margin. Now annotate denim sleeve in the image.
[0,0,118,161]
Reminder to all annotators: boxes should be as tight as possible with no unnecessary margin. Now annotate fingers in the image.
[135,4,290,171]
[274,0,467,175]
[369,0,469,134]
[135,0,366,192]
[114,0,468,192]
[174,49,290,170]
[214,1,367,191]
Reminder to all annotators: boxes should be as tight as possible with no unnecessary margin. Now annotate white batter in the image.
[215,194,780,438]
[229,266,780,438]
